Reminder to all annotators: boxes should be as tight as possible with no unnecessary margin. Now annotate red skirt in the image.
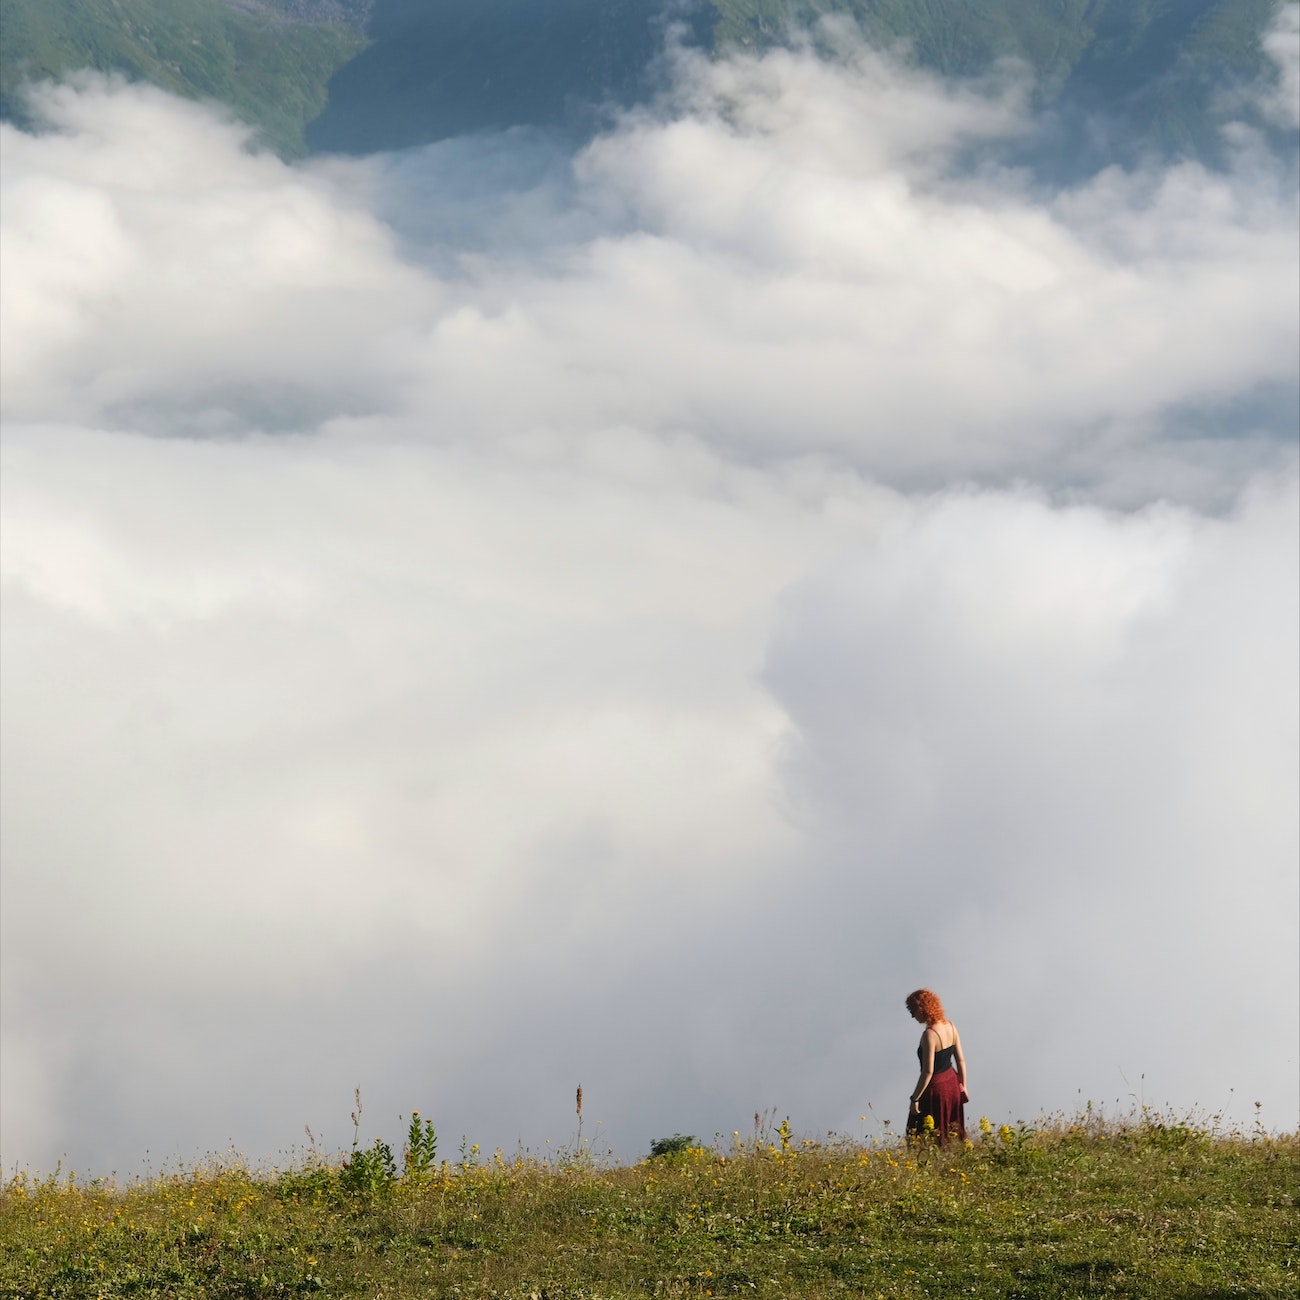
[906,1068,966,1144]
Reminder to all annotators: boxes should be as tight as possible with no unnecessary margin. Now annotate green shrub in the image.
[338,1138,395,1197]
[648,1133,697,1158]
[403,1111,438,1180]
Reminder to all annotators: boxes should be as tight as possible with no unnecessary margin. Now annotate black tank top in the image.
[919,1041,957,1072]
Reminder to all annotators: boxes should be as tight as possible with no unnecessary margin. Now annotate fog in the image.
[1,28,1297,1176]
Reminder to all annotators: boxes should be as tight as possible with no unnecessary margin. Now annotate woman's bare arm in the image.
[953,1026,967,1092]
[911,1029,936,1110]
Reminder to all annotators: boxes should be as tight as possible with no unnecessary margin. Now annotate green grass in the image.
[0,0,367,156]
[2,1113,1295,1298]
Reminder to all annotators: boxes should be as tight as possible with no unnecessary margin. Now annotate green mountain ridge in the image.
[0,0,367,156]
[1,0,1292,165]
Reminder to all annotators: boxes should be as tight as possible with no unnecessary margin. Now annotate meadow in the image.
[1,1109,1294,1299]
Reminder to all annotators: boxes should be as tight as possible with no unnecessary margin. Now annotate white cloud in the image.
[0,78,427,432]
[1,38,1297,1173]
[765,479,1298,1116]
[5,57,1297,492]
[1261,2,1300,129]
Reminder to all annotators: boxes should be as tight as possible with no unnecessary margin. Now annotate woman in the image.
[905,988,967,1144]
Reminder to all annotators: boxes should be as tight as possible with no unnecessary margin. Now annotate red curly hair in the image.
[905,988,945,1025]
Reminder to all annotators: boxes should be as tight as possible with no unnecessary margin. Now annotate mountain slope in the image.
[1,0,1291,166]
[0,0,366,156]
[305,0,1286,169]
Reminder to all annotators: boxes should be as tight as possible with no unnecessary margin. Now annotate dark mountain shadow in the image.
[1036,0,1250,172]
[306,0,714,154]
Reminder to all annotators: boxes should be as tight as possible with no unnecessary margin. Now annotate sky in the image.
[1,17,1298,1177]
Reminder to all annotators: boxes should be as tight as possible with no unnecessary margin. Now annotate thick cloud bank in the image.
[1,34,1297,1175]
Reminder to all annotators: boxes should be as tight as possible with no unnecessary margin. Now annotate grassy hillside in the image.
[0,0,367,156]
[2,1114,1295,1298]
